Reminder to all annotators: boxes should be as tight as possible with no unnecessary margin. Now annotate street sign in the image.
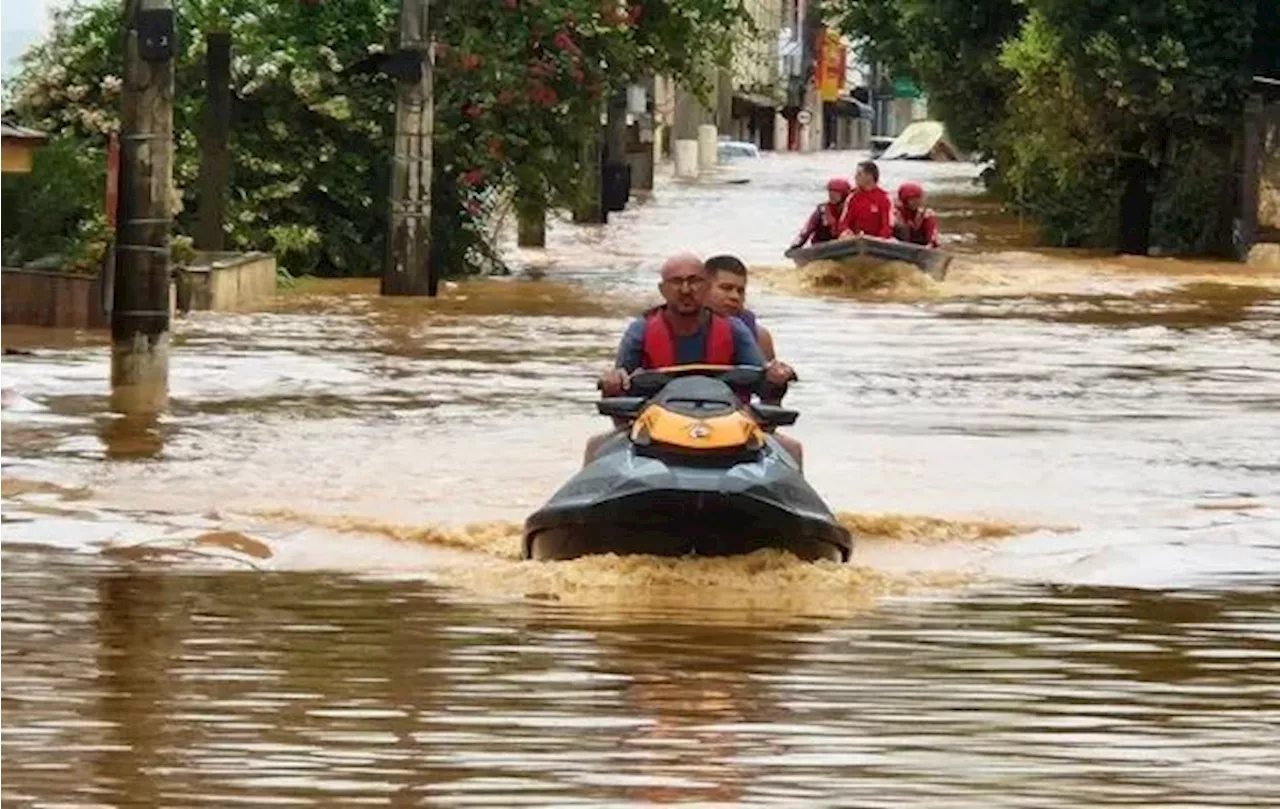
[797,109,812,125]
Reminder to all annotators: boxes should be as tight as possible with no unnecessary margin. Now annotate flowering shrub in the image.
[6,0,748,277]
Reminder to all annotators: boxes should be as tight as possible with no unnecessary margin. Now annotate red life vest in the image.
[641,308,734,369]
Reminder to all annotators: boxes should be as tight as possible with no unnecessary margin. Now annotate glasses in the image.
[664,275,706,289]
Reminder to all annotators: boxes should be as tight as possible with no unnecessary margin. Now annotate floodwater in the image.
[3,151,1279,807]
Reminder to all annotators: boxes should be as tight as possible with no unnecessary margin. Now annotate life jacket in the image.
[811,203,843,243]
[893,206,937,246]
[641,307,734,368]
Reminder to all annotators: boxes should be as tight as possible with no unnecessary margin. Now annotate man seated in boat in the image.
[892,182,940,248]
[788,178,852,250]
[585,253,796,465]
[838,160,894,239]
[703,253,806,469]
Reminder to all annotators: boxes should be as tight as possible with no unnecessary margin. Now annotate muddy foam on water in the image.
[222,506,1054,618]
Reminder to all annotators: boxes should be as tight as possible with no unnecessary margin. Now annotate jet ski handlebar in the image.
[595,365,799,427]
[595,363,794,391]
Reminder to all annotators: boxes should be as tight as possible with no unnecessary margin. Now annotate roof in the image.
[1253,75,1280,101]
[2,122,47,142]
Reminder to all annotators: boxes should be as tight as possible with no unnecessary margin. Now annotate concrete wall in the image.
[1260,114,1279,232]
[174,251,276,313]
[1,268,107,329]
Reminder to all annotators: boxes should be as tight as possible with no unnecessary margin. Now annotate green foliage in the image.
[6,0,748,279]
[832,0,1267,254]
[831,0,1025,154]
[1,134,110,272]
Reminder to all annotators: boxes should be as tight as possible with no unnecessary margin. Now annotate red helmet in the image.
[898,182,925,203]
[826,177,852,195]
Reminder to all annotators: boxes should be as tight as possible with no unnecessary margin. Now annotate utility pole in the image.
[382,0,435,296]
[112,0,175,414]
[603,89,629,213]
[195,31,231,252]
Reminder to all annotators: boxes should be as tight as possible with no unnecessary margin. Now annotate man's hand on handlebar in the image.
[764,360,796,388]
[598,368,631,396]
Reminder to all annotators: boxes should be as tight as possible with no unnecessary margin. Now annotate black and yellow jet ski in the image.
[523,365,853,562]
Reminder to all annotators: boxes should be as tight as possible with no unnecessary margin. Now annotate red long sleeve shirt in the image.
[839,187,893,238]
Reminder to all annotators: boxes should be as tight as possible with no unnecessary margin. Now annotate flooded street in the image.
[4,151,1280,806]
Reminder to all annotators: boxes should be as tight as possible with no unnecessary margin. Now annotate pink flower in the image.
[461,53,481,71]
[462,169,484,186]
[503,0,518,8]
[462,102,482,119]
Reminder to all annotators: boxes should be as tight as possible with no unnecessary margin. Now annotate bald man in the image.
[586,253,795,465]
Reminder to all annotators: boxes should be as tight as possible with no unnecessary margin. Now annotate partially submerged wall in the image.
[1,269,107,329]
[1258,114,1279,233]
[173,251,276,312]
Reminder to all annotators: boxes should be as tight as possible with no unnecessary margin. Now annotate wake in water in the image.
[235,507,1052,619]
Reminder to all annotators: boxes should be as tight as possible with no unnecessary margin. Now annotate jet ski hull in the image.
[524,435,853,562]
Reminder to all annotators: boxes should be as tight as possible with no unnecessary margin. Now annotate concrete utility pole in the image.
[195,31,231,252]
[382,0,435,296]
[112,0,175,415]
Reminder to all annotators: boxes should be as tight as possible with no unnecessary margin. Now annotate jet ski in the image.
[523,365,853,562]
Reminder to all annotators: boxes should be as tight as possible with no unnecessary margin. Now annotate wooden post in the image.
[112,0,175,415]
[573,125,604,224]
[195,31,231,252]
[382,0,435,296]
[515,178,547,247]
[603,89,629,213]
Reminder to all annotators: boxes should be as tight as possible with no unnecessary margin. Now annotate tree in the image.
[1002,0,1260,254]
[829,0,1025,155]
[1025,0,1259,254]
[6,0,749,277]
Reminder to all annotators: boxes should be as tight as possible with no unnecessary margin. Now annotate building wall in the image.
[2,140,36,173]
[731,0,783,97]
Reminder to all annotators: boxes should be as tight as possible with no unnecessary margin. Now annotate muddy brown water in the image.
[3,152,1279,806]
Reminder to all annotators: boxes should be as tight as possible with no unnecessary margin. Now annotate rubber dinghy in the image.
[785,235,952,280]
[524,365,853,562]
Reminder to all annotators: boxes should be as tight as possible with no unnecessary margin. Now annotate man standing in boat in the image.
[838,161,893,239]
[892,182,940,248]
[585,253,795,465]
[789,178,852,249]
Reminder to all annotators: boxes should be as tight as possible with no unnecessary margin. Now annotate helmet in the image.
[826,177,852,195]
[898,182,925,203]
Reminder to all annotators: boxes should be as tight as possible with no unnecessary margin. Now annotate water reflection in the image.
[3,547,1278,807]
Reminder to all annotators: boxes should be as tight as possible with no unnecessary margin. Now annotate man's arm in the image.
[923,212,940,248]
[729,318,766,367]
[876,193,894,238]
[791,208,819,248]
[614,318,646,373]
[756,324,777,362]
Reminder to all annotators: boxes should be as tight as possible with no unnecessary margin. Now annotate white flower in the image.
[100,75,122,94]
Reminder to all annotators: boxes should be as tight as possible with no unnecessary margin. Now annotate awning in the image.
[1,122,48,142]
[823,97,873,117]
[733,91,780,110]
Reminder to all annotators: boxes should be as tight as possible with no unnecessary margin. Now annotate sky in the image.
[2,0,60,79]
[2,0,56,34]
